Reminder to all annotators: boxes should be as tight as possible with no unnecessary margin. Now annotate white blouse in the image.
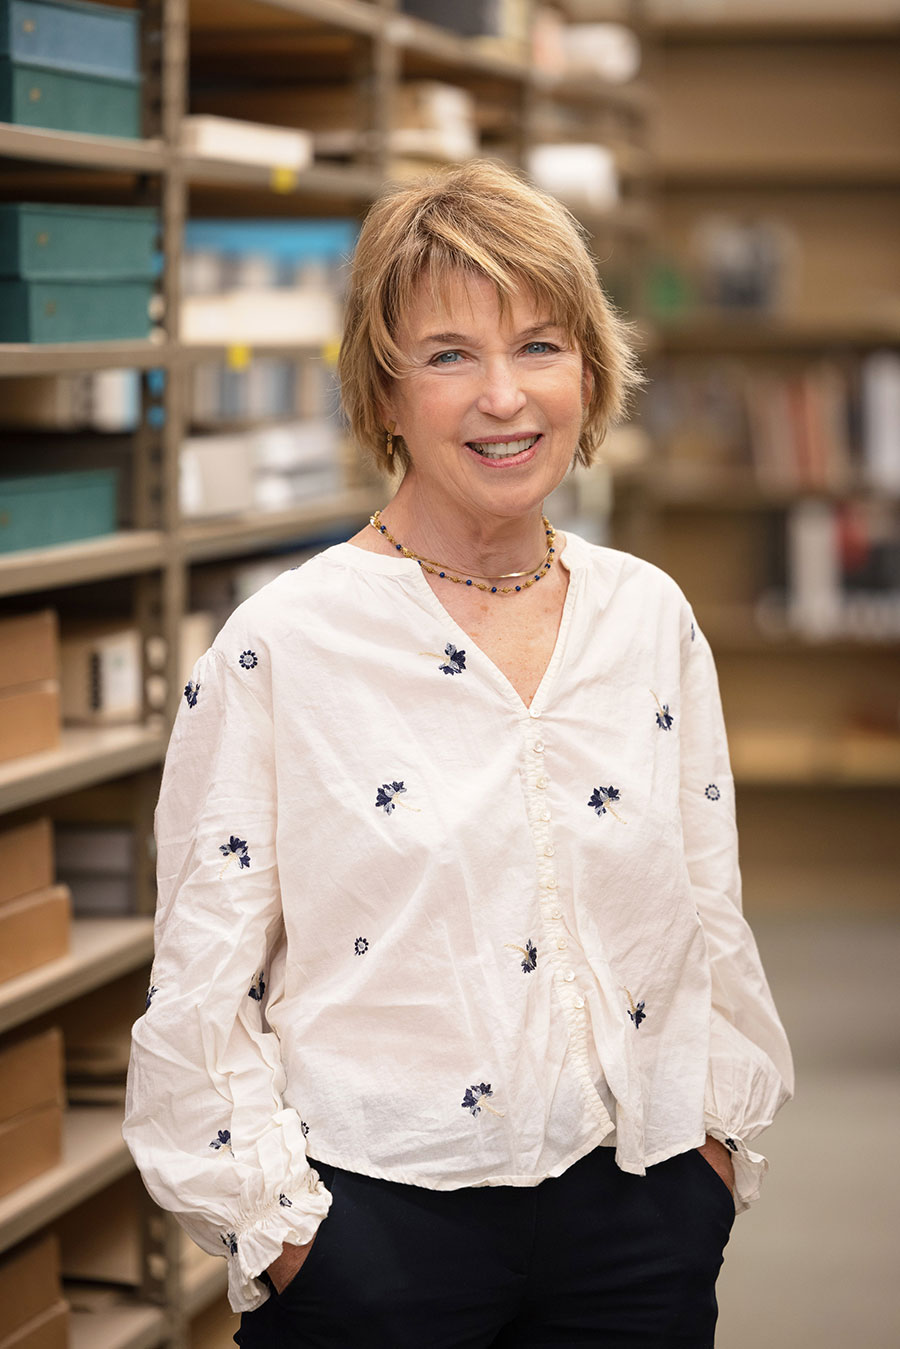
[124,531,793,1313]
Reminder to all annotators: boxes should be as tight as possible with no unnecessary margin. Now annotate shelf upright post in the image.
[365,0,397,184]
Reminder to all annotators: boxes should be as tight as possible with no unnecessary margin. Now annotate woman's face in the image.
[384,270,590,526]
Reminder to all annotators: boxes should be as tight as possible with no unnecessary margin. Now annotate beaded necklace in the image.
[368,511,556,594]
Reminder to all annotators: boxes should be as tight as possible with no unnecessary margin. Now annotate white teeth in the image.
[469,435,539,459]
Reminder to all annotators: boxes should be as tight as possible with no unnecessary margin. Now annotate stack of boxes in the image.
[0,0,141,138]
[0,612,59,765]
[0,1028,65,1201]
[0,819,70,984]
[0,1233,68,1349]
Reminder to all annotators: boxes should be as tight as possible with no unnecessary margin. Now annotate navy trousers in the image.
[235,1143,735,1348]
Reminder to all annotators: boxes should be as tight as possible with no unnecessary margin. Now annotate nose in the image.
[475,357,527,420]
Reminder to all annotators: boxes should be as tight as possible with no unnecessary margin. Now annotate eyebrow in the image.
[418,322,562,347]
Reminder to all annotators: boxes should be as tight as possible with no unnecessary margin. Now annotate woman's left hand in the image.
[696,1135,735,1194]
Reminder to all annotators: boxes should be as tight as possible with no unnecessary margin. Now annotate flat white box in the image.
[181,433,256,517]
[182,114,314,170]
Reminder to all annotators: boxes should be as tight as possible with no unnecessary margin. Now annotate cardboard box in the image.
[0,1299,68,1349]
[59,624,141,725]
[54,1171,143,1285]
[0,884,71,984]
[0,685,60,764]
[0,1234,62,1342]
[0,612,57,693]
[0,819,53,907]
[0,1028,64,1126]
[0,1102,63,1200]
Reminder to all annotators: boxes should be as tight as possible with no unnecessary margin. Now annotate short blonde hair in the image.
[338,159,644,476]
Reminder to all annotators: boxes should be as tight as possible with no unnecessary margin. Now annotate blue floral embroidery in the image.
[219,835,250,868]
[705,784,721,801]
[238,650,258,670]
[439,643,466,676]
[651,690,674,731]
[248,971,265,1000]
[300,1120,310,1138]
[376,781,406,814]
[461,1083,504,1118]
[221,1232,238,1255]
[505,939,537,974]
[145,984,158,1010]
[624,988,646,1029]
[724,1137,738,1152]
[209,1130,232,1153]
[588,785,626,822]
[691,622,696,642]
[279,1193,293,1207]
[183,680,200,708]
[354,937,369,955]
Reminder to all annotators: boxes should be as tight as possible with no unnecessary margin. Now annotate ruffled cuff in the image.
[225,1166,333,1313]
[703,1117,768,1215]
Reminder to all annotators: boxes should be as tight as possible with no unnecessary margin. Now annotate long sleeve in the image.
[678,615,794,1212]
[123,643,331,1312]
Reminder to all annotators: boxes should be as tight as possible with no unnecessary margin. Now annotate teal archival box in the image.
[0,468,118,553]
[0,58,140,136]
[0,204,158,279]
[0,278,153,341]
[0,0,140,80]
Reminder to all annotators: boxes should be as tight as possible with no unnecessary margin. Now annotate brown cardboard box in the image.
[54,1171,143,1285]
[0,613,57,694]
[0,1235,62,1341]
[0,1103,63,1200]
[0,685,60,764]
[0,885,71,984]
[0,1300,68,1349]
[0,820,54,908]
[0,1029,63,1126]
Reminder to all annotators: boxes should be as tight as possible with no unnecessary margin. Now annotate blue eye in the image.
[433,351,462,365]
[525,341,555,355]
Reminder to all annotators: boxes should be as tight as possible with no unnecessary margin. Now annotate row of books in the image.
[644,351,900,496]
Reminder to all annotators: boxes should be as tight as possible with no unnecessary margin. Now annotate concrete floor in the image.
[716,915,900,1349]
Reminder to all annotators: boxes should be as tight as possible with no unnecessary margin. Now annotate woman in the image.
[125,160,793,1347]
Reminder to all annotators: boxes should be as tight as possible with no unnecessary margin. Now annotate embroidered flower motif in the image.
[145,984,158,1010]
[724,1137,738,1152]
[461,1083,505,1118]
[624,987,646,1029]
[375,781,420,815]
[221,1232,238,1255]
[238,650,258,670]
[354,937,369,956]
[279,1193,293,1207]
[209,1130,232,1153]
[439,643,466,676]
[504,939,538,974]
[248,971,265,1001]
[691,622,696,642]
[705,784,721,801]
[300,1120,310,1138]
[651,690,674,731]
[219,835,250,872]
[588,785,626,823]
[183,680,200,708]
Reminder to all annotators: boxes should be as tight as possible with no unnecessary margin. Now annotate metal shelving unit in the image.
[0,1,655,1343]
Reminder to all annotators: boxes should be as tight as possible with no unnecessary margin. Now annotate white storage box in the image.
[180,432,256,517]
[182,115,314,170]
[527,144,619,212]
[60,623,142,725]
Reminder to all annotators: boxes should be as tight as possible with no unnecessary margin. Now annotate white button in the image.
[545,878,557,889]
[544,845,554,858]
[533,741,544,753]
[557,938,568,950]
[574,995,585,1010]
[529,707,540,718]
[540,810,551,822]
[550,908,562,919]
[563,969,575,982]
[536,776,548,789]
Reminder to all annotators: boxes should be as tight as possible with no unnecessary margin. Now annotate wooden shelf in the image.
[0,723,166,814]
[657,158,900,189]
[0,917,154,1037]
[0,123,166,172]
[181,489,375,563]
[654,16,900,44]
[0,1107,133,1256]
[0,533,167,598]
[389,12,529,82]
[0,343,169,377]
[70,1303,168,1349]
[183,156,382,200]
[657,317,900,353]
[731,730,900,788]
[639,465,894,513]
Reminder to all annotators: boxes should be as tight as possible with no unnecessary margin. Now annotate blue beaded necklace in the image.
[368,511,556,595]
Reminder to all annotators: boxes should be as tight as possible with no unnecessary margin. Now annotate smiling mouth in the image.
[466,435,540,460]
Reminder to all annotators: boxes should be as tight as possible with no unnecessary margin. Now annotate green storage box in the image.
[0,57,140,137]
[0,0,139,80]
[0,468,118,552]
[0,204,158,279]
[0,278,153,341]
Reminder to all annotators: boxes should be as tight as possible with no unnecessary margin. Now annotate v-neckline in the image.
[408,540,582,716]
